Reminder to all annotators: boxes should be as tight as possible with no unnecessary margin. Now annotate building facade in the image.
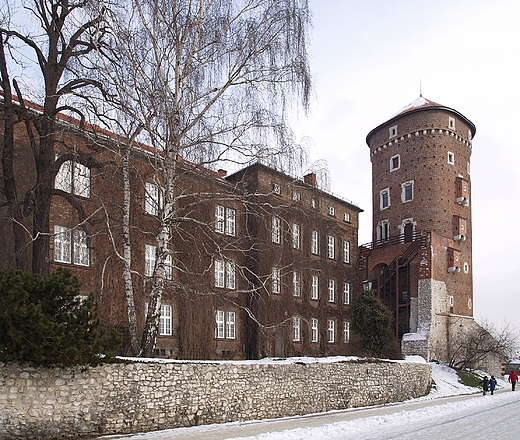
[360,96,476,361]
[0,98,362,360]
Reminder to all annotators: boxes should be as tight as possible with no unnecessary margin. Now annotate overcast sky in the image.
[289,0,520,332]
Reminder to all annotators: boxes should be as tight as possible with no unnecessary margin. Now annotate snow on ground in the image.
[104,357,516,440]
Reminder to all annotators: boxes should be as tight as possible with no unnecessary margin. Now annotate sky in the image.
[104,358,519,439]
[288,0,520,333]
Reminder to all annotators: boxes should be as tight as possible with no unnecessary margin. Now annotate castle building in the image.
[360,96,476,361]
[0,96,362,360]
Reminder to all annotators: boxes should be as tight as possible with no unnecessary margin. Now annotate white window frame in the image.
[311,318,319,343]
[272,215,281,244]
[343,282,350,305]
[292,223,301,249]
[390,154,400,172]
[311,275,319,300]
[226,311,236,339]
[389,124,398,139]
[145,182,162,215]
[272,266,281,294]
[160,304,172,336]
[215,205,225,233]
[215,310,236,339]
[343,321,350,343]
[327,235,335,259]
[376,220,390,242]
[292,191,301,202]
[225,207,236,236]
[55,158,91,197]
[273,183,281,195]
[54,225,71,263]
[73,229,90,266]
[448,116,455,129]
[215,259,235,289]
[145,244,156,277]
[401,180,414,203]
[311,230,319,255]
[328,279,335,303]
[292,316,301,342]
[343,240,350,264]
[292,271,301,297]
[447,151,455,165]
[380,188,390,210]
[343,212,351,222]
[327,319,335,343]
[328,206,335,216]
[215,310,225,338]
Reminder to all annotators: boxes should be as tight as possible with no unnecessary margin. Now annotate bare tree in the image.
[448,319,519,371]
[89,0,313,356]
[0,0,108,275]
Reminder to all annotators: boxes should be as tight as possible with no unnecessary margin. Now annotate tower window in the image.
[380,188,390,210]
[389,125,398,139]
[401,181,414,203]
[376,220,390,242]
[447,152,455,165]
[390,154,400,172]
[449,117,455,129]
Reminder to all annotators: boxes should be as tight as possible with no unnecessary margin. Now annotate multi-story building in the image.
[360,96,476,361]
[0,97,362,360]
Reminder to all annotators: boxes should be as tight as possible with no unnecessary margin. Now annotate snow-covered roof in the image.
[390,96,443,119]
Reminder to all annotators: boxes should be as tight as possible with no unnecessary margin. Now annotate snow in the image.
[390,96,431,118]
[104,357,520,440]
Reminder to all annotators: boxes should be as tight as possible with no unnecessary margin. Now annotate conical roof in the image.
[366,96,476,145]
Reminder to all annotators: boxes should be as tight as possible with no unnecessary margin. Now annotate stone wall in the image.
[0,358,431,439]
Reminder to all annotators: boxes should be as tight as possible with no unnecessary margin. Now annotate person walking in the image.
[481,376,489,396]
[509,370,518,391]
[489,376,497,395]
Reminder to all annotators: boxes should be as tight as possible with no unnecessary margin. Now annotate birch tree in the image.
[94,0,312,356]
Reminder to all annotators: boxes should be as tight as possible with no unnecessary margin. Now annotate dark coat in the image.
[489,377,497,391]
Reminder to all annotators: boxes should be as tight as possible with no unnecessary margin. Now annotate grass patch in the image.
[457,370,482,388]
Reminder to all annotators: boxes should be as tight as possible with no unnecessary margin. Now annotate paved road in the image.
[105,390,517,439]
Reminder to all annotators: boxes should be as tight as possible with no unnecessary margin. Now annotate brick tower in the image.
[360,96,476,361]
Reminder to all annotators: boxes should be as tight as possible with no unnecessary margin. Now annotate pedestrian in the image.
[509,369,518,391]
[489,376,497,395]
[481,376,489,396]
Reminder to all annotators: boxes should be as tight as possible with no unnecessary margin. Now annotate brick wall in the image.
[0,358,431,439]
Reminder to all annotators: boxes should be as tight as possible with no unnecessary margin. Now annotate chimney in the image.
[304,172,317,187]
[217,169,227,178]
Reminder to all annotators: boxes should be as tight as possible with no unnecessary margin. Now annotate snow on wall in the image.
[0,358,432,438]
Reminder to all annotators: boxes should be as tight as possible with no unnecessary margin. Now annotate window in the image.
[292,271,301,297]
[463,262,469,274]
[343,321,350,343]
[448,296,454,307]
[449,117,455,129]
[272,267,281,294]
[376,220,390,242]
[311,230,319,255]
[145,182,162,215]
[145,303,173,336]
[390,154,400,172]
[389,125,398,139]
[214,259,235,289]
[54,226,90,266]
[160,305,172,336]
[273,183,281,195]
[293,191,301,202]
[327,235,335,259]
[467,162,471,175]
[343,212,351,223]
[380,188,390,210]
[311,318,319,343]
[328,206,335,216]
[292,223,301,249]
[447,152,455,165]
[292,317,301,342]
[311,275,319,300]
[215,310,236,339]
[272,216,281,244]
[343,282,350,305]
[215,205,236,236]
[327,319,335,343]
[311,198,317,209]
[55,159,91,197]
[343,240,350,264]
[328,279,335,302]
[402,181,414,203]
[145,244,156,277]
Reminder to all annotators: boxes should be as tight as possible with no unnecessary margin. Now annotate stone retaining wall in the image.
[0,358,431,439]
